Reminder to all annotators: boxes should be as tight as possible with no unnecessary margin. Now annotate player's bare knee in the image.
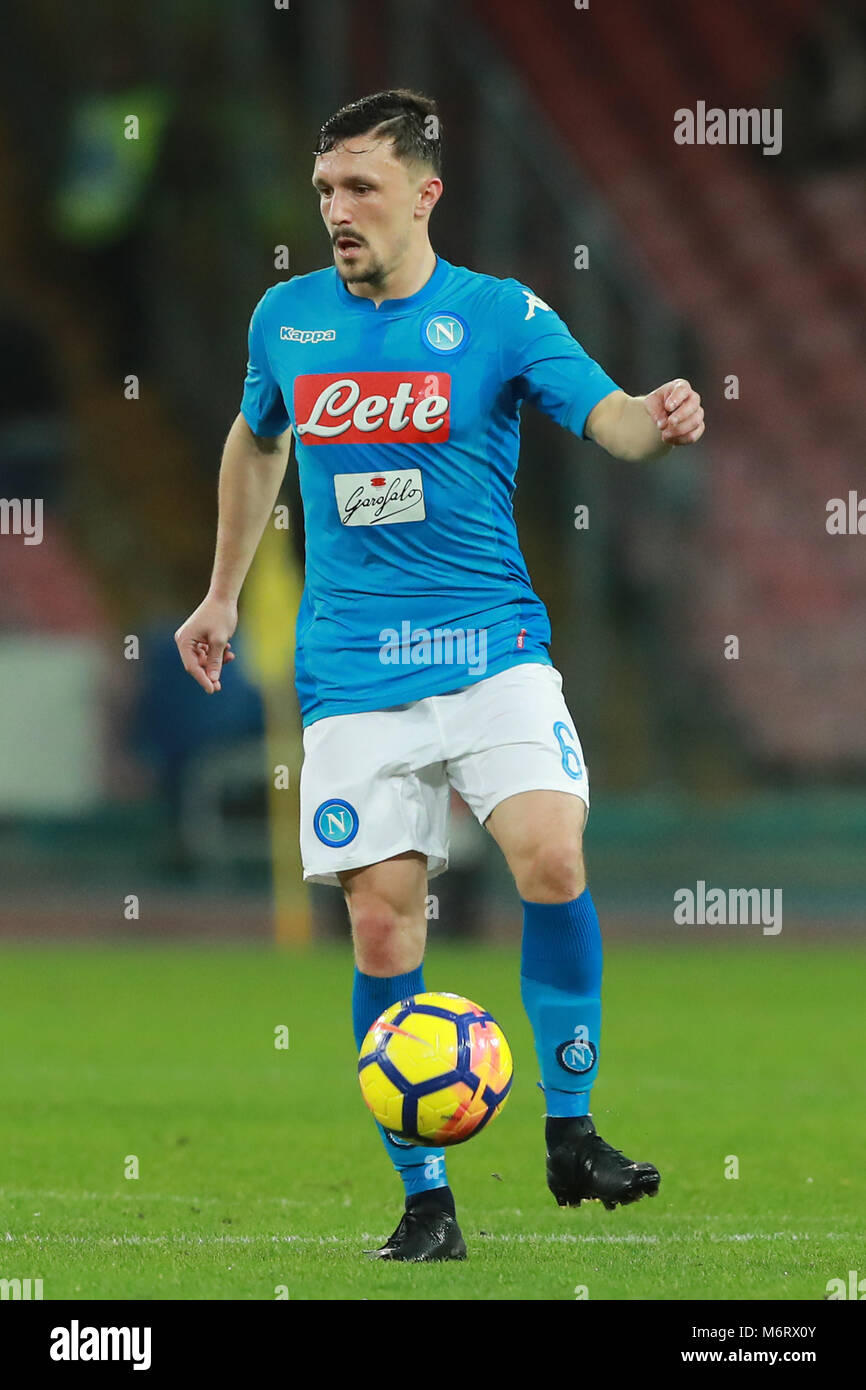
[346,898,424,976]
[517,841,586,903]
[348,904,399,969]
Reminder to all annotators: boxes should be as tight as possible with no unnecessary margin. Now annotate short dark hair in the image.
[314,89,443,176]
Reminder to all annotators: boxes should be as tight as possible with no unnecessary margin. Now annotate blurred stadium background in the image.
[1,0,865,947]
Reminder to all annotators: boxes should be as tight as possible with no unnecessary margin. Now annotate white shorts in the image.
[299,662,589,886]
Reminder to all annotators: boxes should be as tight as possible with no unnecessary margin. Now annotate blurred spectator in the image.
[778,6,866,169]
[0,304,68,506]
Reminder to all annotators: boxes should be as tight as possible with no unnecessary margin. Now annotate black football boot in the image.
[365,1186,467,1262]
[546,1114,661,1210]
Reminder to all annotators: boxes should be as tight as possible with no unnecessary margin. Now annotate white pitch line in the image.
[3,1234,373,1247]
[0,1189,319,1207]
[479,1231,852,1245]
[3,1231,854,1248]
[1,1194,852,1244]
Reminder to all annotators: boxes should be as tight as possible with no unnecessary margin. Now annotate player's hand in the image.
[644,379,705,445]
[174,595,238,694]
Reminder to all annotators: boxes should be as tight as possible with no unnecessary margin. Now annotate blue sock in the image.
[520,889,603,1117]
[352,966,448,1199]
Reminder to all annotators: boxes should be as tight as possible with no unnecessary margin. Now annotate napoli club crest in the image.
[313,798,359,847]
[556,1035,597,1075]
[423,312,469,354]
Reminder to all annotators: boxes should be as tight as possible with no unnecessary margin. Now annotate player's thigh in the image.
[445,663,589,901]
[340,850,430,975]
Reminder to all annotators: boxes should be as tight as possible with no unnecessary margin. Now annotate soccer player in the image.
[175,90,705,1262]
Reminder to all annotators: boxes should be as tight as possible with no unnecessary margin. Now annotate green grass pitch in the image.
[1,940,861,1300]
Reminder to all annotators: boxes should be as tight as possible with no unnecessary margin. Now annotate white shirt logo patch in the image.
[280,326,336,343]
[522,291,552,320]
[333,469,426,526]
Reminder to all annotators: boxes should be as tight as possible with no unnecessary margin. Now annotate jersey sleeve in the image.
[239,289,291,437]
[497,279,620,439]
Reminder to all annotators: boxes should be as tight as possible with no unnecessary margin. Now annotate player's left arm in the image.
[585,380,705,462]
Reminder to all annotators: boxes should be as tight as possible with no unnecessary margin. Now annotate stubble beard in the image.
[336,248,387,289]
[334,227,411,291]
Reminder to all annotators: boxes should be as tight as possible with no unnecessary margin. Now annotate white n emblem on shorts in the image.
[313,798,359,847]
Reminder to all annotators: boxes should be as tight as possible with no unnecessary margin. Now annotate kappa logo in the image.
[280,326,336,343]
[385,1129,414,1149]
[522,290,552,320]
[294,372,450,445]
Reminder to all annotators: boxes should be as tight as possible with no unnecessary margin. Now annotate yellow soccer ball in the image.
[358,991,513,1146]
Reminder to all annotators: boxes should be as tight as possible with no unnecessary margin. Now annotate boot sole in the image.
[550,1171,661,1211]
[367,1242,467,1262]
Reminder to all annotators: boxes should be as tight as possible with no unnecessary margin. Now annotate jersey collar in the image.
[334,254,449,316]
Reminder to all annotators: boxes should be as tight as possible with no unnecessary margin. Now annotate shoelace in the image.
[579,1132,633,1166]
[383,1206,443,1250]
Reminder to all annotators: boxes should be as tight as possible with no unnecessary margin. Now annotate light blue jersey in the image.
[240,255,618,726]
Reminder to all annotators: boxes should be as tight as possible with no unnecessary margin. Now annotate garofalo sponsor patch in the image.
[333,469,426,526]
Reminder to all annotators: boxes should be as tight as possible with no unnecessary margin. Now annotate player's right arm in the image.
[174,414,291,693]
